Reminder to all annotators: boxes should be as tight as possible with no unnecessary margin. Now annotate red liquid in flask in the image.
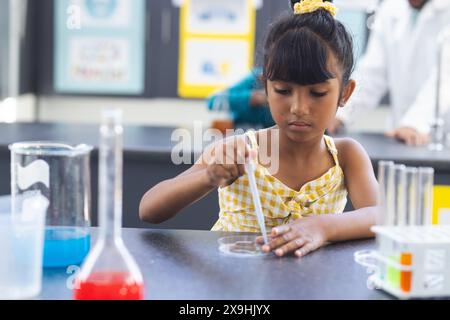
[74,272,144,300]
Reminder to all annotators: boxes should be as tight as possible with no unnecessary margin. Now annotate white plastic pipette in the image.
[244,144,269,246]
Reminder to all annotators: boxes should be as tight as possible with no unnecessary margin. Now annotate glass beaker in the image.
[0,195,48,299]
[9,142,93,268]
[210,90,234,134]
[73,109,144,300]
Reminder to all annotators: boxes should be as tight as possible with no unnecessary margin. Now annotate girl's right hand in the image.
[203,136,250,188]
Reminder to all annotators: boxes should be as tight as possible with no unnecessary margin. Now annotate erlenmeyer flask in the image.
[73,109,144,300]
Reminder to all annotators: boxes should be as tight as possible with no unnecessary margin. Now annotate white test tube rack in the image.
[356,225,450,299]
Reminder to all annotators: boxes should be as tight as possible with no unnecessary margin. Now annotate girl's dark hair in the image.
[263,0,354,87]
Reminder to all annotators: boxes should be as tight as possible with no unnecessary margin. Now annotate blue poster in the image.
[55,0,145,94]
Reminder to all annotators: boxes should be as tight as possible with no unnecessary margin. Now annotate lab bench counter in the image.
[1,122,450,167]
[0,122,181,161]
[1,122,450,230]
[337,132,450,172]
[39,228,388,300]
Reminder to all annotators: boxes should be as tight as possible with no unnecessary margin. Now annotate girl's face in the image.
[267,54,355,141]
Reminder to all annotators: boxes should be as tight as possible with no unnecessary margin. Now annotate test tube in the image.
[377,161,395,226]
[405,167,419,226]
[394,165,407,226]
[417,167,435,226]
[389,164,406,292]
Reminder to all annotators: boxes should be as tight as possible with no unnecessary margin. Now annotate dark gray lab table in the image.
[338,132,450,173]
[39,228,389,300]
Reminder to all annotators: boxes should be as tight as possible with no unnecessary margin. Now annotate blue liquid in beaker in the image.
[43,227,91,268]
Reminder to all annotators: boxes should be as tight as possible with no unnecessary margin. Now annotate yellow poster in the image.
[433,185,450,225]
[178,0,256,98]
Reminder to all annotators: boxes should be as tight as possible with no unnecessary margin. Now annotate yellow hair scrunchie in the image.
[293,0,338,18]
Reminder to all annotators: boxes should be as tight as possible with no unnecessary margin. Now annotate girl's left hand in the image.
[256,216,329,258]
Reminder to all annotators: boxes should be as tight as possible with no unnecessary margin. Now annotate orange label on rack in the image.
[400,253,412,293]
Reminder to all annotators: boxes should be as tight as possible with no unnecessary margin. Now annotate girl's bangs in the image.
[265,29,335,85]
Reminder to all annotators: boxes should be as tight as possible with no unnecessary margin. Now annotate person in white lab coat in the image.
[329,0,450,145]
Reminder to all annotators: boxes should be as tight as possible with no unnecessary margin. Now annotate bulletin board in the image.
[178,0,256,98]
[54,0,146,95]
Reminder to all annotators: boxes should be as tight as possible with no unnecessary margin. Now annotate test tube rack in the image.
[356,225,450,299]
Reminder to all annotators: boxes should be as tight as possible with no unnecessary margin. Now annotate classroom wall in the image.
[36,95,215,128]
[34,94,390,132]
[6,0,388,132]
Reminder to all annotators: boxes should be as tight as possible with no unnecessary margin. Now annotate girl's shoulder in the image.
[332,137,370,171]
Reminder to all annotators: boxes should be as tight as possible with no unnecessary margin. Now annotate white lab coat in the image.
[337,0,450,134]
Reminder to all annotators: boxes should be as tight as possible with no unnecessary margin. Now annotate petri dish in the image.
[217,235,268,257]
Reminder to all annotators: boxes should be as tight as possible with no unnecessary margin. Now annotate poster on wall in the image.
[186,0,251,35]
[183,38,251,87]
[55,0,145,95]
[178,0,256,98]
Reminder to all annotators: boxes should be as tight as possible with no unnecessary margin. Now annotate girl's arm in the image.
[139,137,248,224]
[139,163,214,224]
[259,138,379,257]
[323,138,379,241]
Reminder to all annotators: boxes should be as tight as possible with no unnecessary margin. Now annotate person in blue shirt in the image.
[206,68,275,128]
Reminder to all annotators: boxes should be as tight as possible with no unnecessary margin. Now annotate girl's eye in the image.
[274,88,291,95]
[310,91,328,97]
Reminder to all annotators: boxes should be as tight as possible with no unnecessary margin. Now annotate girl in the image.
[140,0,379,258]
